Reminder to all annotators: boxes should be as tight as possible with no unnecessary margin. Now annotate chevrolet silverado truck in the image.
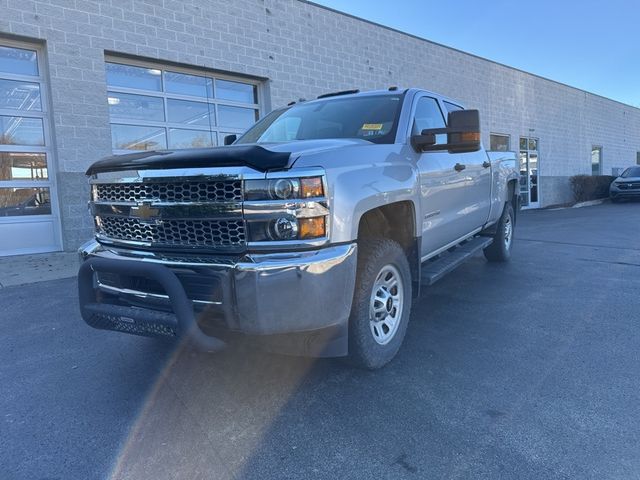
[78,88,519,369]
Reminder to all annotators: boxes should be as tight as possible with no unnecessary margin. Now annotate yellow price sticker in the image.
[361,123,384,131]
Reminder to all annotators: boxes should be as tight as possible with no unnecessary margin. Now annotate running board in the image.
[420,236,493,286]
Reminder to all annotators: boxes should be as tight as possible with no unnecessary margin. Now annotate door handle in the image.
[482,161,491,168]
[454,163,466,172]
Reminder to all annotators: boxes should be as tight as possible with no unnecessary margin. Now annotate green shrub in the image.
[569,175,615,202]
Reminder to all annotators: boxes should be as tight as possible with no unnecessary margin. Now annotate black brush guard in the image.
[78,257,225,351]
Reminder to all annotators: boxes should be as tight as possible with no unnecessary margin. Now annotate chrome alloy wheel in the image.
[504,214,513,250]
[369,264,404,345]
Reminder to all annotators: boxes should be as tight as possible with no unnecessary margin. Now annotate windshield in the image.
[236,94,404,145]
[621,166,640,177]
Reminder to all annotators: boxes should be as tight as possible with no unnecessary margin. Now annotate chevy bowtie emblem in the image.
[131,202,160,222]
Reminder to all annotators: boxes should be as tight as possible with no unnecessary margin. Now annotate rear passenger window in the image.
[412,97,446,135]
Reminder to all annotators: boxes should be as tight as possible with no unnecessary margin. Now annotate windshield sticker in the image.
[361,123,384,131]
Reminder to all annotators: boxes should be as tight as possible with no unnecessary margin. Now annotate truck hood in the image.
[616,176,640,183]
[85,139,371,175]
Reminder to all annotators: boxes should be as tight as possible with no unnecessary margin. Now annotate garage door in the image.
[0,41,61,256]
[104,58,262,154]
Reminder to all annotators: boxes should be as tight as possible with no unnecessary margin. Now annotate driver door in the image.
[411,95,472,257]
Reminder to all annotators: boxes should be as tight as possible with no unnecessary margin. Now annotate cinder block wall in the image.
[1,0,639,249]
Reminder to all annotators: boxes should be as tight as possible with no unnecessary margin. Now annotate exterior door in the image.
[591,146,602,175]
[412,95,473,257]
[0,42,61,255]
[519,137,539,208]
[443,101,492,230]
[457,146,492,230]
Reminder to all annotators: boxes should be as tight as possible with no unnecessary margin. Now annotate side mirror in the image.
[224,134,237,146]
[411,109,481,153]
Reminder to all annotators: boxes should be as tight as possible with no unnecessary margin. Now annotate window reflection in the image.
[218,105,258,129]
[167,99,213,126]
[490,134,510,152]
[0,116,45,146]
[108,92,165,122]
[0,79,41,111]
[0,152,47,180]
[106,63,162,91]
[519,137,528,151]
[215,79,257,103]
[591,147,602,176]
[168,129,214,149]
[0,187,51,216]
[106,62,260,152]
[0,46,38,76]
[165,71,213,98]
[111,124,167,151]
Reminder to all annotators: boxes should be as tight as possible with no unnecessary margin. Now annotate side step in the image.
[420,236,493,286]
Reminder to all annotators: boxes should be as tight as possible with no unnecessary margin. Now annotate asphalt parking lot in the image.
[2,202,640,480]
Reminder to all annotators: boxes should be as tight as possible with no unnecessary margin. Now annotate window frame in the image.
[489,133,511,152]
[0,38,61,231]
[442,101,464,114]
[105,56,264,154]
[409,95,446,136]
[591,145,603,176]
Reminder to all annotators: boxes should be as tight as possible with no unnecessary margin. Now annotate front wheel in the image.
[483,203,515,262]
[346,238,412,369]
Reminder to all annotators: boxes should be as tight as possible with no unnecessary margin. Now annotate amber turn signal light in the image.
[298,216,326,239]
[451,132,480,143]
[300,177,324,198]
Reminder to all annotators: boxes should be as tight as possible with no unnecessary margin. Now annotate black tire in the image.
[483,203,515,262]
[346,238,412,370]
[611,197,621,204]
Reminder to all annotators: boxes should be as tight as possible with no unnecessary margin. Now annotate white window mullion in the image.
[0,145,47,153]
[0,71,45,83]
[0,180,51,188]
[0,109,46,119]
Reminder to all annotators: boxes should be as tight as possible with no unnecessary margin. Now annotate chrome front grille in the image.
[91,176,245,251]
[618,182,640,190]
[95,180,242,203]
[97,217,245,248]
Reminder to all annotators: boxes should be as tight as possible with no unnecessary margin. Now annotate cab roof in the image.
[293,87,465,109]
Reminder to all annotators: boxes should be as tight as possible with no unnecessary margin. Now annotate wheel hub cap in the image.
[369,264,404,345]
[504,215,513,249]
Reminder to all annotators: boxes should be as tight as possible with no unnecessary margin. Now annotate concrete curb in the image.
[544,198,609,211]
[572,198,609,208]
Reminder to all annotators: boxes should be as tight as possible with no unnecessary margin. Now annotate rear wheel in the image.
[347,238,412,369]
[483,203,514,262]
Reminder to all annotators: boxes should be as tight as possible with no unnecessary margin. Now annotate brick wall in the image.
[0,0,638,248]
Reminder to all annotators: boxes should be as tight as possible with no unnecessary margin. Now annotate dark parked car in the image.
[610,166,640,202]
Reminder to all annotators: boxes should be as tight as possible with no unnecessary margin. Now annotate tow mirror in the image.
[224,134,237,146]
[411,109,481,153]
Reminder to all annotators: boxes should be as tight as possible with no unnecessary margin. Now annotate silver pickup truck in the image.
[78,88,519,369]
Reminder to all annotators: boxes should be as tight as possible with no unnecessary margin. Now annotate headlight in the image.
[244,174,328,244]
[268,217,298,240]
[244,176,324,200]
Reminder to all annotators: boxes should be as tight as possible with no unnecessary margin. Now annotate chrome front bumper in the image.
[78,240,357,354]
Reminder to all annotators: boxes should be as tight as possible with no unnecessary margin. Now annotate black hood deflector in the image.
[85,146,292,175]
